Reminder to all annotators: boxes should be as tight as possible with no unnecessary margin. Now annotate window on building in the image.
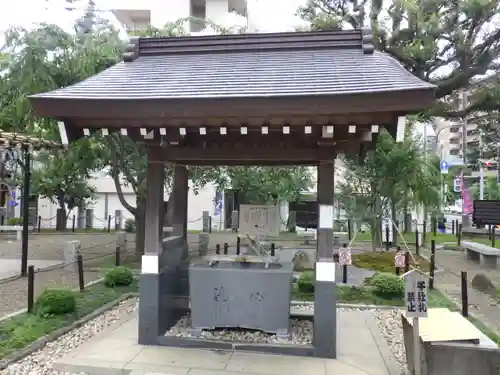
[190,0,206,32]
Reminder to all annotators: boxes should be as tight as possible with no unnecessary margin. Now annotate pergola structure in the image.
[0,132,62,276]
[30,29,435,358]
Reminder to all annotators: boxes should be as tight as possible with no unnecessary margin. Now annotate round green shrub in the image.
[35,289,76,316]
[371,272,404,298]
[104,266,134,287]
[124,218,136,233]
[297,271,315,293]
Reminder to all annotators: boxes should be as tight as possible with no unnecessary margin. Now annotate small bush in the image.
[7,217,23,226]
[371,272,404,298]
[297,271,315,293]
[124,218,136,233]
[35,289,76,316]
[104,266,134,287]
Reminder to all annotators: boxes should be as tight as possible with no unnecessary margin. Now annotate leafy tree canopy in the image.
[297,0,500,117]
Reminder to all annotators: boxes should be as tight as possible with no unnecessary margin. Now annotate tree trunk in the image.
[391,200,398,246]
[55,208,67,231]
[135,199,146,256]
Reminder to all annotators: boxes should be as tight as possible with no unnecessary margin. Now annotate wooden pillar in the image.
[314,159,337,359]
[144,156,164,256]
[316,161,334,259]
[139,150,165,344]
[172,165,188,238]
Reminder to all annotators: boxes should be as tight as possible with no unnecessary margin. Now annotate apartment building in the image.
[111,0,248,33]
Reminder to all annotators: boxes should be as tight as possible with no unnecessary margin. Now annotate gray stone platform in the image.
[53,309,400,375]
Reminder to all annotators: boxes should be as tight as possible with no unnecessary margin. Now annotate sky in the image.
[0,0,309,39]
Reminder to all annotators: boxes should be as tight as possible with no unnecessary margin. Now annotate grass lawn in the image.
[0,280,138,359]
[351,251,430,273]
[85,253,141,269]
[292,283,454,307]
[352,230,500,249]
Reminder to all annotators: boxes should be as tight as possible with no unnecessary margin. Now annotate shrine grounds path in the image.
[421,247,500,342]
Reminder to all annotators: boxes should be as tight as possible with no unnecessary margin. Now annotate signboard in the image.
[394,252,405,268]
[473,200,500,225]
[453,177,461,192]
[404,271,428,318]
[439,160,448,174]
[339,247,352,266]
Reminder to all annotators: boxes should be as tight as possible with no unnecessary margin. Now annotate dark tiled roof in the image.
[31,30,435,100]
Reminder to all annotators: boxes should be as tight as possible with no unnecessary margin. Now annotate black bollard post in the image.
[216,244,220,255]
[37,215,41,233]
[432,216,437,237]
[270,243,276,256]
[342,264,348,284]
[72,215,76,232]
[452,220,455,235]
[458,223,462,246]
[223,243,229,255]
[107,215,111,233]
[348,219,352,241]
[404,251,410,273]
[429,240,436,290]
[77,254,85,292]
[461,271,468,317]
[27,265,35,313]
[236,236,241,255]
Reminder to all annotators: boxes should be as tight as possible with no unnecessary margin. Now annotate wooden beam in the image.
[160,145,336,162]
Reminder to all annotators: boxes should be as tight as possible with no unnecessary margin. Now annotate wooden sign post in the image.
[403,269,428,375]
[339,244,352,283]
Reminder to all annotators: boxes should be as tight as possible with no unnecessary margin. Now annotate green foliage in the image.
[124,218,136,233]
[217,167,312,204]
[352,251,429,273]
[296,0,500,118]
[0,280,138,359]
[297,271,315,293]
[7,217,23,225]
[336,131,441,248]
[35,289,76,316]
[104,266,134,287]
[370,273,404,298]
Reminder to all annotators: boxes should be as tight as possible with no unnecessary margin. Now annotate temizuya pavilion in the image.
[29,29,435,358]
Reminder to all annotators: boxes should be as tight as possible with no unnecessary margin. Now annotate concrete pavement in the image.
[53,309,400,375]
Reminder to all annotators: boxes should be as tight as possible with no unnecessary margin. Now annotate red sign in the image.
[339,247,352,265]
[395,252,405,268]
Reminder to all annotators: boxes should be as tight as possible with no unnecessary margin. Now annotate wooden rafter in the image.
[0,131,62,150]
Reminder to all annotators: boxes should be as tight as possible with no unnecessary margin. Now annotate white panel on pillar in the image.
[241,126,248,135]
[179,127,187,136]
[282,126,290,134]
[396,117,406,142]
[316,261,336,282]
[159,128,167,135]
[304,126,312,134]
[371,125,379,133]
[199,127,207,135]
[220,127,227,135]
[121,128,128,136]
[101,128,109,136]
[319,204,334,229]
[83,128,90,136]
[142,255,159,274]
[261,126,268,134]
[348,125,356,134]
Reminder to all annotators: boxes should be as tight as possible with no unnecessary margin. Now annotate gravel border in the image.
[291,300,403,310]
[0,292,139,370]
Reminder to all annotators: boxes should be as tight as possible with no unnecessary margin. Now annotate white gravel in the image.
[166,314,313,344]
[0,297,138,375]
[372,309,408,375]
